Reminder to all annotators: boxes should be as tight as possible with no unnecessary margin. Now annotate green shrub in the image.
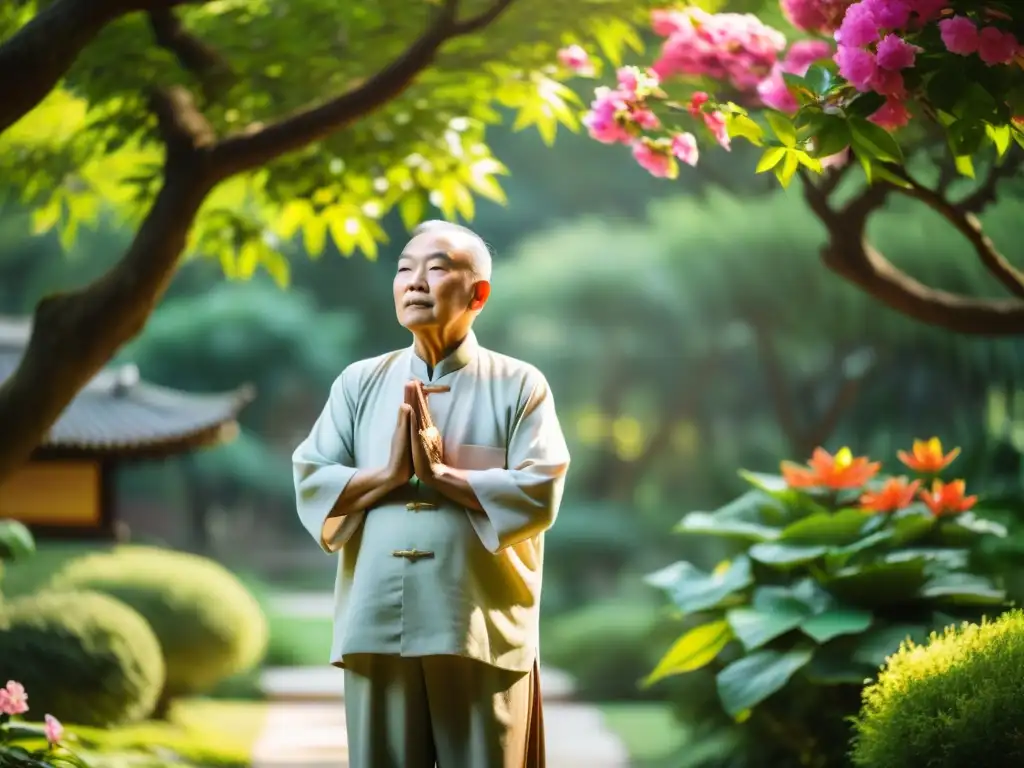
[48,546,268,701]
[850,609,1024,768]
[0,590,165,727]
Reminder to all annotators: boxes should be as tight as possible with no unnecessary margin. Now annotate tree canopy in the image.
[0,0,656,479]
[567,0,1024,336]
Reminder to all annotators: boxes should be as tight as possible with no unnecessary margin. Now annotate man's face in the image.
[393,229,488,332]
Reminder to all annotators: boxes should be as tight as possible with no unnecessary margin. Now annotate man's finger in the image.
[421,385,451,394]
[415,382,434,430]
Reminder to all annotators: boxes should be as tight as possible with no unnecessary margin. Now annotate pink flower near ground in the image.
[671,132,700,166]
[938,16,979,55]
[822,148,851,168]
[875,34,919,69]
[836,3,881,47]
[870,98,911,129]
[632,141,675,177]
[44,714,64,745]
[0,681,28,716]
[834,45,878,90]
[865,0,912,30]
[978,27,1019,66]
[556,45,594,75]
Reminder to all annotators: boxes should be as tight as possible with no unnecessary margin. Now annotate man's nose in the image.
[405,268,428,291]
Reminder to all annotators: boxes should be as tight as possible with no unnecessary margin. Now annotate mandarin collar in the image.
[409,331,479,382]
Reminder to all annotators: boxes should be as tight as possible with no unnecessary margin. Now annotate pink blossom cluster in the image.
[0,680,64,745]
[578,64,703,177]
[781,0,856,34]
[938,14,1020,65]
[650,7,788,91]
[833,0,1020,129]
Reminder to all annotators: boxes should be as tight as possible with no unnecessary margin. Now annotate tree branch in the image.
[148,8,234,100]
[208,0,517,177]
[0,0,190,135]
[0,87,217,480]
[894,169,1024,299]
[801,173,1024,335]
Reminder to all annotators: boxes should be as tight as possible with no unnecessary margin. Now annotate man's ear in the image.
[470,280,491,311]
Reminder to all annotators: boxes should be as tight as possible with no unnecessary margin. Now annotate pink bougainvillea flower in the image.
[865,0,912,30]
[0,681,28,716]
[687,91,710,116]
[870,97,912,129]
[834,45,878,90]
[44,714,64,745]
[703,110,731,150]
[938,16,979,55]
[836,2,881,47]
[671,132,700,166]
[583,88,633,145]
[784,39,834,73]
[632,140,676,178]
[978,26,1019,66]
[871,67,907,98]
[875,34,920,69]
[557,44,594,75]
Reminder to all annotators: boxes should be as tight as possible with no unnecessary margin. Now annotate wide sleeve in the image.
[464,372,570,553]
[292,369,363,553]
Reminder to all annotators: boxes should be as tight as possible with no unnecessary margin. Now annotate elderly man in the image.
[292,220,570,768]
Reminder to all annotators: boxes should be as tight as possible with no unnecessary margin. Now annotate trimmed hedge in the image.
[0,590,165,727]
[48,546,268,700]
[851,609,1024,768]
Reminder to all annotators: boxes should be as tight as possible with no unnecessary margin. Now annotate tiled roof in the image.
[0,317,254,459]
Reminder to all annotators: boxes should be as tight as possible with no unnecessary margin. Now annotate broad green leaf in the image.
[779,508,869,546]
[775,149,800,188]
[0,520,35,561]
[675,490,785,542]
[645,557,754,614]
[884,547,969,570]
[919,573,1006,605]
[727,588,814,651]
[822,559,929,606]
[953,152,975,177]
[755,147,786,173]
[738,471,787,493]
[845,91,886,119]
[813,114,852,157]
[643,620,734,686]
[986,123,1011,156]
[800,609,873,643]
[725,113,765,146]
[716,648,814,716]
[794,150,822,173]
[887,507,936,545]
[853,624,930,667]
[765,111,797,146]
[804,65,833,95]
[943,512,1007,539]
[849,117,903,163]
[748,542,828,568]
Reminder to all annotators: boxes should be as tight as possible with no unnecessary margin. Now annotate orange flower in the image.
[781,447,881,490]
[897,437,960,473]
[859,476,920,513]
[919,479,977,516]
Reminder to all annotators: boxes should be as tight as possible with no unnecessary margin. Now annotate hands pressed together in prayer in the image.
[388,380,449,487]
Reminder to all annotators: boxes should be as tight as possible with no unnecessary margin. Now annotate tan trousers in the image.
[343,654,546,768]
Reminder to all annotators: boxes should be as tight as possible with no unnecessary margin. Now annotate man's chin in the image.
[398,312,438,330]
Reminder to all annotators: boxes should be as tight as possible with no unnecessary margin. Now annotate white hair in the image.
[412,219,493,281]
